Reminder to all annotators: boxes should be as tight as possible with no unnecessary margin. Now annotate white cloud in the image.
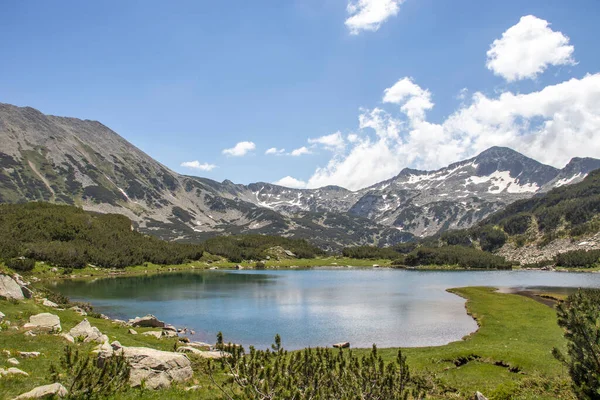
[304,73,600,190]
[273,176,307,189]
[265,147,285,155]
[222,141,256,156]
[308,131,345,151]
[290,146,312,156]
[347,133,359,143]
[383,77,433,121]
[486,15,575,82]
[180,161,217,171]
[345,0,404,35]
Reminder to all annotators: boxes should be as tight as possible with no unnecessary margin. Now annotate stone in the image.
[187,342,212,350]
[0,311,5,321]
[284,250,296,257]
[235,264,243,270]
[68,319,107,343]
[97,342,193,389]
[142,331,163,339]
[13,383,68,399]
[50,267,59,272]
[69,306,87,316]
[475,392,489,400]
[162,329,178,338]
[3,350,11,356]
[372,264,380,268]
[0,274,24,300]
[7,358,19,365]
[24,331,36,337]
[185,385,202,391]
[176,346,203,355]
[42,299,59,308]
[128,329,138,335]
[178,337,190,343]
[333,342,350,349]
[163,324,177,332]
[18,351,41,358]
[0,367,29,376]
[21,286,33,299]
[61,333,75,343]
[128,314,165,328]
[23,313,61,332]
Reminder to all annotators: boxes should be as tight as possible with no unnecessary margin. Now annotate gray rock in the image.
[18,351,41,358]
[68,319,107,343]
[23,313,61,332]
[21,286,33,299]
[98,342,192,389]
[42,299,59,308]
[0,275,24,300]
[333,342,350,349]
[0,367,29,376]
[142,331,162,339]
[128,328,138,335]
[0,311,5,321]
[162,329,178,338]
[12,383,68,399]
[69,306,87,316]
[128,314,165,328]
[284,250,296,257]
[7,358,19,365]
[475,392,488,400]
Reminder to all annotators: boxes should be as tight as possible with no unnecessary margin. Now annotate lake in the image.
[50,269,600,350]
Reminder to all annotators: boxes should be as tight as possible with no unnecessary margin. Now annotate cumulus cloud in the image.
[222,141,256,156]
[180,161,217,171]
[304,72,600,190]
[486,15,575,82]
[308,131,345,151]
[265,147,285,155]
[290,146,313,156]
[273,176,307,189]
[345,0,404,34]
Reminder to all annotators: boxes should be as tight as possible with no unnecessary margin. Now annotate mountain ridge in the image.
[1,102,599,247]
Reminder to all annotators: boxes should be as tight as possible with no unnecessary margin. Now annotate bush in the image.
[554,249,600,268]
[404,246,511,269]
[475,226,507,252]
[5,257,35,272]
[554,289,600,399]
[205,334,425,399]
[255,261,266,269]
[342,245,401,260]
[441,230,472,247]
[501,213,532,235]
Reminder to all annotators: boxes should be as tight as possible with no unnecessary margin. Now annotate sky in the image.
[1,0,600,190]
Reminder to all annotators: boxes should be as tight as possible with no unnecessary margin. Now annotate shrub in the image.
[404,246,510,269]
[554,289,600,399]
[475,226,507,252]
[554,249,600,268]
[441,230,472,247]
[501,213,532,235]
[5,257,35,272]
[255,261,266,269]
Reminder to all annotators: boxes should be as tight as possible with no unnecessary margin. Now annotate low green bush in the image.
[554,249,600,268]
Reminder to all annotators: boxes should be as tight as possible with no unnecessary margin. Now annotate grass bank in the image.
[0,285,572,399]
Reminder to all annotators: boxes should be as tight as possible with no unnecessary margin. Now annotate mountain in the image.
[0,103,597,247]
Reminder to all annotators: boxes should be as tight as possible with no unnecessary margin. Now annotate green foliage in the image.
[255,261,266,269]
[206,334,424,400]
[0,202,203,269]
[404,246,511,269]
[342,245,401,259]
[202,235,325,263]
[473,226,508,252]
[49,345,130,399]
[554,289,600,399]
[501,213,532,235]
[554,249,600,268]
[5,257,35,271]
[440,230,472,247]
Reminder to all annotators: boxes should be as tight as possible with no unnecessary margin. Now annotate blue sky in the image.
[2,0,600,190]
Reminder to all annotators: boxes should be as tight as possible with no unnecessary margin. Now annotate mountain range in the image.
[1,103,599,249]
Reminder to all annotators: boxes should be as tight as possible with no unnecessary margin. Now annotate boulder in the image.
[18,351,41,358]
[61,333,75,343]
[187,341,212,350]
[0,275,24,300]
[333,342,350,349]
[23,313,61,332]
[13,383,68,399]
[128,314,165,328]
[0,311,5,321]
[142,331,162,339]
[68,319,107,343]
[7,358,19,365]
[284,250,296,257]
[162,329,178,338]
[24,331,36,337]
[475,392,489,400]
[21,286,33,299]
[50,267,59,273]
[128,328,138,335]
[42,299,59,308]
[98,342,193,389]
[69,306,87,316]
[163,324,177,332]
[176,346,203,355]
[0,367,29,376]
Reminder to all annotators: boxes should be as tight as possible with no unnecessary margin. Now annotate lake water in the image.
[51,269,600,350]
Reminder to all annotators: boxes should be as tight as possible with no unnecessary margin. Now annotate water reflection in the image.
[53,269,600,350]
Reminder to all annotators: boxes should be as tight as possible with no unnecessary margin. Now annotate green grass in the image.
[0,286,574,399]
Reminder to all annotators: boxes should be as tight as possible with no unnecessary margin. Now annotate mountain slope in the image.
[0,103,597,246]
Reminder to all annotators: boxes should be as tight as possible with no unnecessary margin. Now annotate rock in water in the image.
[0,275,24,300]
[13,383,68,399]
[68,319,107,343]
[128,314,165,328]
[333,342,350,349]
[23,313,61,332]
[97,342,193,389]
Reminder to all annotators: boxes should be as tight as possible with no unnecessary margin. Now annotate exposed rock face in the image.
[128,315,165,328]
[12,383,68,399]
[23,313,61,332]
[68,319,107,343]
[97,342,193,389]
[0,275,24,300]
